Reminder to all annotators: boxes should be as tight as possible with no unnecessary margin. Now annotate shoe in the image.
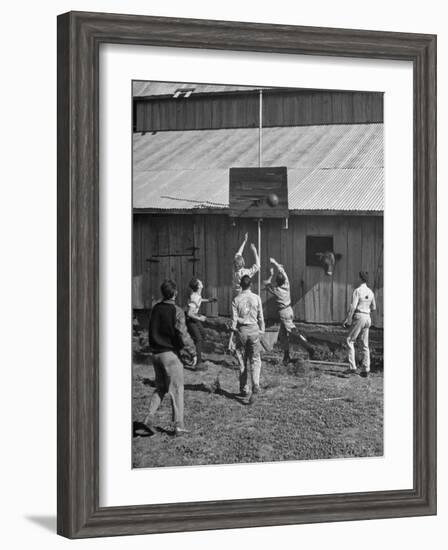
[134,419,156,437]
[142,415,157,435]
[174,426,191,436]
[360,371,369,378]
[239,389,249,397]
[248,387,260,404]
[344,368,358,375]
[248,393,257,405]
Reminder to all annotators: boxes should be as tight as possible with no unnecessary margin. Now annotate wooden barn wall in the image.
[133,213,383,327]
[134,90,384,133]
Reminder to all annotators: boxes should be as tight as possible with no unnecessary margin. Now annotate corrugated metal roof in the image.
[132,81,267,97]
[133,124,383,212]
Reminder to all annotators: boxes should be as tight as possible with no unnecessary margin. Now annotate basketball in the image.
[266,193,279,207]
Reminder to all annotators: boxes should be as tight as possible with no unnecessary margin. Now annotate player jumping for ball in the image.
[263,258,295,365]
[229,233,261,373]
[233,232,260,293]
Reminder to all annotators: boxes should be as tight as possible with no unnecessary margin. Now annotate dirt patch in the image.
[133,312,384,370]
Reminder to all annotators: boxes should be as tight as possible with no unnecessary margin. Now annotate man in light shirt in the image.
[343,271,377,377]
[231,275,265,402]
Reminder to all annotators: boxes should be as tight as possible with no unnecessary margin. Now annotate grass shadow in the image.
[184,382,247,405]
[133,421,158,437]
[214,386,248,405]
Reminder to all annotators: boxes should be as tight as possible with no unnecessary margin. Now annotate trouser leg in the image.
[159,352,185,428]
[247,327,261,391]
[236,331,249,395]
[235,349,245,379]
[187,321,203,364]
[168,365,184,428]
[278,308,294,354]
[145,356,168,423]
[360,326,370,372]
[239,356,249,395]
[278,323,289,353]
[346,338,356,371]
[346,317,362,371]
[251,353,261,390]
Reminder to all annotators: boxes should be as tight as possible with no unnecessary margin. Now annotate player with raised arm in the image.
[233,232,260,293]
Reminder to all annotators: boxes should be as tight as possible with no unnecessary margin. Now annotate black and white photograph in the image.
[0,0,442,545]
[131,80,384,468]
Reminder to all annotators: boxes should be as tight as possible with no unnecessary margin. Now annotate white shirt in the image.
[233,264,260,293]
[231,290,265,332]
[186,292,204,321]
[347,283,376,321]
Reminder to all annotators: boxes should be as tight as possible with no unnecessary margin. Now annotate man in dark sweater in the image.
[143,279,196,436]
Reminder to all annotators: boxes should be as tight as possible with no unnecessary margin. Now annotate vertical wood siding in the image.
[133,213,383,327]
[134,90,384,133]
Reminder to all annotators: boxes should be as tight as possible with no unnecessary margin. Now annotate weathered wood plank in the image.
[203,216,218,317]
[291,216,307,321]
[134,213,383,324]
[346,216,363,312]
[333,216,348,323]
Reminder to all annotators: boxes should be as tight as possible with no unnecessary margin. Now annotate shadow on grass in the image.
[133,420,179,438]
[318,369,352,379]
[133,421,179,438]
[184,382,247,405]
[138,377,247,405]
[204,359,238,370]
[214,386,248,405]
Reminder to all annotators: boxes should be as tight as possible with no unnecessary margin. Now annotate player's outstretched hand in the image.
[250,243,257,251]
[244,232,248,242]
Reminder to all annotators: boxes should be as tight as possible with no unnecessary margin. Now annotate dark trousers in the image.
[186,319,205,364]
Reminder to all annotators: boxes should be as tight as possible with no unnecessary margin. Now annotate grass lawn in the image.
[132,348,383,468]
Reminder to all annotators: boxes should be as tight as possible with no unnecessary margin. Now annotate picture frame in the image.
[57,10,437,538]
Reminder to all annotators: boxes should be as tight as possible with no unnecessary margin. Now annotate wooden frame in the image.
[57,11,437,538]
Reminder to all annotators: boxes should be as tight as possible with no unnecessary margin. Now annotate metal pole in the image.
[258,90,263,296]
[259,90,263,167]
[258,219,262,296]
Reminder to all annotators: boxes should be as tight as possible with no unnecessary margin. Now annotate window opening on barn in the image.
[306,236,334,267]
[173,88,195,98]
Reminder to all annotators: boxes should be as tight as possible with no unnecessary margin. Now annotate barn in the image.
[132,82,384,327]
